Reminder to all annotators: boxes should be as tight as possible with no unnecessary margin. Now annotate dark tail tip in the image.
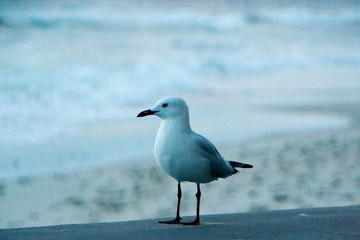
[242,163,253,168]
[229,161,253,169]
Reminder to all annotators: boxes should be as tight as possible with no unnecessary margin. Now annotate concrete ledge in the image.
[1,205,359,240]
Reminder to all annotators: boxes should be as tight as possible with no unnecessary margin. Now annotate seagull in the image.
[137,97,253,225]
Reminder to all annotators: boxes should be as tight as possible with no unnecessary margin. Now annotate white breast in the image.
[154,121,214,183]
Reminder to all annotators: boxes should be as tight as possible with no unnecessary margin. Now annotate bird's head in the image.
[137,96,189,120]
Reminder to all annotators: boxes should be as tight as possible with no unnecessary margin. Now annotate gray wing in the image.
[192,132,236,178]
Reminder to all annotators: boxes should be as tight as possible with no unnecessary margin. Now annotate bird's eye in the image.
[162,103,168,108]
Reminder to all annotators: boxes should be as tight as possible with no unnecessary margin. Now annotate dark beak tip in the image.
[137,109,156,118]
[137,111,146,118]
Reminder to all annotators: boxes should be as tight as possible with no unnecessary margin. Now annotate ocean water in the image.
[1,0,360,178]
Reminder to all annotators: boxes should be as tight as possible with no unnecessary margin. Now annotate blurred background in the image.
[1,0,360,229]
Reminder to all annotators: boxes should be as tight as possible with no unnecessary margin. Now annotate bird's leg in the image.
[159,183,182,224]
[182,183,201,225]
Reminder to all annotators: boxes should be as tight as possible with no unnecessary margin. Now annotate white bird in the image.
[137,97,253,225]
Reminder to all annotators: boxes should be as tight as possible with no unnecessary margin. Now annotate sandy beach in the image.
[1,126,359,229]
[1,68,360,229]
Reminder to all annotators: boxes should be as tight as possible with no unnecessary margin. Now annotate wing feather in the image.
[192,132,235,178]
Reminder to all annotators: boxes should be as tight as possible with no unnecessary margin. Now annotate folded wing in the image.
[192,132,236,178]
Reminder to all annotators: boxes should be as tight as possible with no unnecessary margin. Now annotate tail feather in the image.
[229,161,253,169]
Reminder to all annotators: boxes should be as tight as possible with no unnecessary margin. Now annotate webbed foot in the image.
[159,217,182,224]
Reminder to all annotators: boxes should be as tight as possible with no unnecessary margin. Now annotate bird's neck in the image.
[160,116,191,134]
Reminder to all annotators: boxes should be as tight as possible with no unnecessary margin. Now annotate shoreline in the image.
[2,66,359,180]
[0,88,352,181]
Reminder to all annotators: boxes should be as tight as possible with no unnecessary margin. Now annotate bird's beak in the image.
[137,109,158,118]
